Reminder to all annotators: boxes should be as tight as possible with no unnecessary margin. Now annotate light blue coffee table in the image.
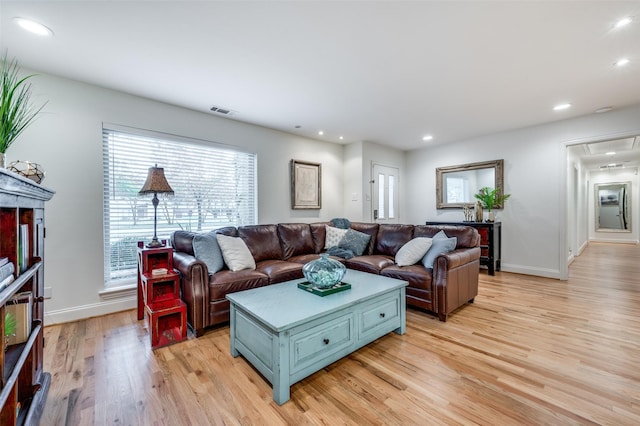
[226,269,407,404]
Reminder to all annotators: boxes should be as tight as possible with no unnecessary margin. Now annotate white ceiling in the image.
[1,1,640,155]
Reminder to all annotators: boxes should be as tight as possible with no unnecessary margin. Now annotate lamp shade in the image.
[139,165,174,195]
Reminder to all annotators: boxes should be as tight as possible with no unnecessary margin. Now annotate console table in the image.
[426,221,502,275]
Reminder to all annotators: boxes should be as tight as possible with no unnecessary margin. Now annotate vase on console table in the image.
[487,211,495,222]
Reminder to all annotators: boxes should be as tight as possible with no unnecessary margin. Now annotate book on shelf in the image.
[0,274,15,292]
[6,291,33,346]
[0,261,15,281]
[0,261,15,291]
[19,224,29,273]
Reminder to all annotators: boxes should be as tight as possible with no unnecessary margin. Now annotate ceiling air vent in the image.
[210,105,237,116]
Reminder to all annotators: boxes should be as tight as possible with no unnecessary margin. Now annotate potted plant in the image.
[474,187,511,222]
[0,53,46,167]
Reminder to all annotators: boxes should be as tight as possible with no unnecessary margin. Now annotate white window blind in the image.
[102,125,257,286]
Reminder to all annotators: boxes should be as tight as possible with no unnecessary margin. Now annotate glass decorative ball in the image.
[302,253,347,289]
[7,160,45,184]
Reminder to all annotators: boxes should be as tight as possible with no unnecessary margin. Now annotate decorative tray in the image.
[297,281,352,297]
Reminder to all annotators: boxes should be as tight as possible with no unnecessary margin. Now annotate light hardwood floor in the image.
[42,242,640,425]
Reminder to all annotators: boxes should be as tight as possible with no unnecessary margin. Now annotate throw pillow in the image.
[422,230,457,269]
[216,234,256,272]
[338,229,371,256]
[324,225,349,249]
[192,231,225,274]
[395,237,433,266]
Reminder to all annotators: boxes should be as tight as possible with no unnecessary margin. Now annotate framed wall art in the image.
[291,159,321,209]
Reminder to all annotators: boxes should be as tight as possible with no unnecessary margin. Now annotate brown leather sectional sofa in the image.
[171,222,481,337]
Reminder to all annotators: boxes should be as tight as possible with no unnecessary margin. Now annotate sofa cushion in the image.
[324,226,348,249]
[310,222,331,253]
[395,237,433,266]
[192,231,225,274]
[349,222,379,255]
[345,255,395,274]
[381,264,433,290]
[277,223,315,259]
[413,225,479,249]
[288,253,346,265]
[171,227,237,256]
[338,229,371,256]
[422,231,457,269]
[255,260,304,284]
[208,269,269,300]
[238,225,283,262]
[375,224,414,257]
[216,234,256,271]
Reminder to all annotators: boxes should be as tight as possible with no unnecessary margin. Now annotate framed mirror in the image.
[595,182,631,232]
[436,159,504,209]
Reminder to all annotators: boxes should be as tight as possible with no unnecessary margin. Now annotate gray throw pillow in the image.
[192,231,225,274]
[422,230,457,269]
[338,229,371,256]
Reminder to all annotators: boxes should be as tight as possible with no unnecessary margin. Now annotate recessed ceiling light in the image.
[422,135,433,141]
[318,131,324,136]
[553,103,571,111]
[339,136,344,140]
[615,58,630,67]
[595,106,613,113]
[605,151,616,156]
[614,16,633,29]
[13,17,53,36]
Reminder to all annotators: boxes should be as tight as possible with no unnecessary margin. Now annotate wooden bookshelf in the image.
[0,168,54,425]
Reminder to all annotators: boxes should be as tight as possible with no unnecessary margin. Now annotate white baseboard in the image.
[500,263,562,280]
[44,296,137,326]
[589,238,639,244]
[577,241,589,256]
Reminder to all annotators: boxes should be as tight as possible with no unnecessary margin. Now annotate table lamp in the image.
[139,164,174,248]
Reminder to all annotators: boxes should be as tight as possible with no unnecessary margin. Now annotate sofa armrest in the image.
[173,251,210,337]
[433,246,481,321]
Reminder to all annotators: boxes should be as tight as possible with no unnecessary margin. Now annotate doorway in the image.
[372,163,399,224]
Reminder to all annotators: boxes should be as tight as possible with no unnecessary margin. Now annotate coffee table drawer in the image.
[359,294,402,340]
[290,314,354,373]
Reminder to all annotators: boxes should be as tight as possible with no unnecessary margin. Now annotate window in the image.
[102,125,257,287]
[445,176,469,203]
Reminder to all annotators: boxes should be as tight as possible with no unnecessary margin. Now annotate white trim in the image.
[561,127,640,281]
[44,296,136,326]
[500,264,562,280]
[577,240,589,256]
[589,238,639,244]
[99,284,137,300]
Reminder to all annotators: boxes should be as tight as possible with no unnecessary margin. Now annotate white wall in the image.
[343,140,406,223]
[10,69,640,323]
[7,72,345,325]
[405,104,640,279]
[362,141,406,223]
[343,141,364,220]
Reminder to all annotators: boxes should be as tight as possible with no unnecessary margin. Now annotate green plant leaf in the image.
[1,52,47,153]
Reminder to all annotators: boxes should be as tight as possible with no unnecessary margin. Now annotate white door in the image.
[372,163,399,224]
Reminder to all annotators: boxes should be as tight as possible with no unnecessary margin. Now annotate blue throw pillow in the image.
[338,229,371,256]
[421,230,457,269]
[192,230,225,274]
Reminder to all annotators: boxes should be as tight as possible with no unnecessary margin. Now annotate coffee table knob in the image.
[323,338,330,345]
[380,312,386,318]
